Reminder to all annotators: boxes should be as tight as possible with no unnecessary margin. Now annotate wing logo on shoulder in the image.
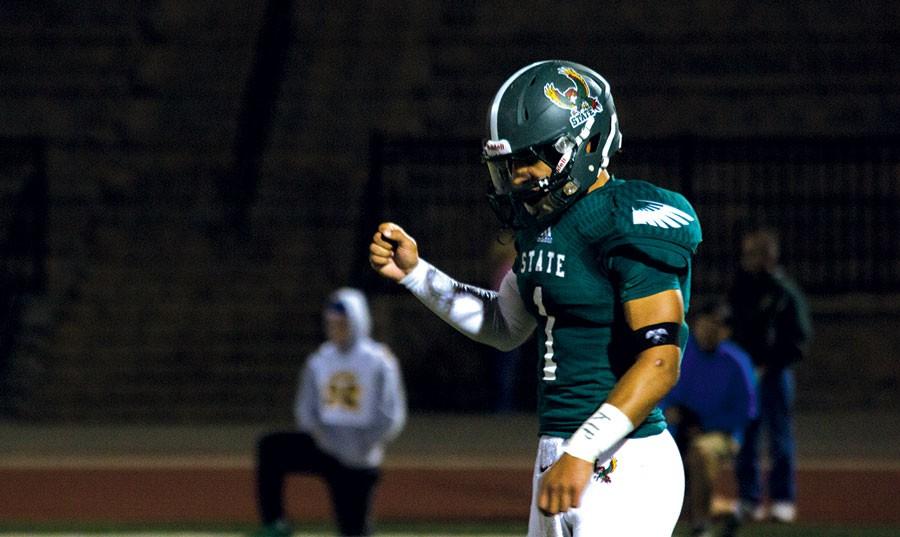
[631,200,695,229]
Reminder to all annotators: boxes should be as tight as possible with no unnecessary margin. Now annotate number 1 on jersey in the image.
[532,286,557,381]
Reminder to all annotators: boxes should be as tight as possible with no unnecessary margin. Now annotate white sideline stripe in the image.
[797,457,900,471]
[0,454,535,470]
[299,534,519,537]
[0,455,898,471]
[298,534,518,537]
[0,534,519,537]
[385,455,535,469]
[0,534,246,537]
[0,455,252,470]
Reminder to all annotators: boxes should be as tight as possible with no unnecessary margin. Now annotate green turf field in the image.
[0,522,898,537]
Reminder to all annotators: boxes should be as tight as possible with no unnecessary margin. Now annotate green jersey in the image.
[514,178,702,438]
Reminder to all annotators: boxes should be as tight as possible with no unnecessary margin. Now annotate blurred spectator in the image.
[252,288,407,537]
[662,300,757,537]
[728,229,812,524]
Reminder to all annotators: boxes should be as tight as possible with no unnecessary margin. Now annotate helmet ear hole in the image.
[585,133,602,154]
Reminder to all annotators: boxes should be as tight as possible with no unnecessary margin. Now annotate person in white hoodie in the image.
[252,288,407,537]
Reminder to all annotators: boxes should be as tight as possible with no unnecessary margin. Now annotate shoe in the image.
[736,500,766,522]
[770,501,797,523]
[720,513,741,537]
[251,519,292,537]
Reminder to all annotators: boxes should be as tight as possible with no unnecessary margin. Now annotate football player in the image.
[369,60,702,536]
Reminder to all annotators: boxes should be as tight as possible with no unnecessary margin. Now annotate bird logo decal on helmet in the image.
[543,67,603,128]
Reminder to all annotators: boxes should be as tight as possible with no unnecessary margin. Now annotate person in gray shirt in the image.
[252,287,407,537]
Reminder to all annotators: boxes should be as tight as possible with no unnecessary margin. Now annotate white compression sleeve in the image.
[400,259,535,351]
[563,402,635,463]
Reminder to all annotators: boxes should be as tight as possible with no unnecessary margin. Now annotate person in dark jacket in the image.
[728,229,812,524]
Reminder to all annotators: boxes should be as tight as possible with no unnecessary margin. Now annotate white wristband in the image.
[563,403,635,463]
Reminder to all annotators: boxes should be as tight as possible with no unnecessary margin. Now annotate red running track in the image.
[1,466,898,525]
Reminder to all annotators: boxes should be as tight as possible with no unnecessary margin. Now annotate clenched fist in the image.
[368,222,419,282]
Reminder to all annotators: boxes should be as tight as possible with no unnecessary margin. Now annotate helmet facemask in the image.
[484,115,597,229]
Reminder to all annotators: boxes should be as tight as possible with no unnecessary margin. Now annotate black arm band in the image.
[631,322,682,354]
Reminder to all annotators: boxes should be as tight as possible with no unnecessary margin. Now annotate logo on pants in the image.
[593,457,618,483]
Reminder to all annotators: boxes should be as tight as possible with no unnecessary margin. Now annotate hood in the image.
[327,287,372,345]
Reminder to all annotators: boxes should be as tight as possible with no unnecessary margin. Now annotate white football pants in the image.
[527,430,684,537]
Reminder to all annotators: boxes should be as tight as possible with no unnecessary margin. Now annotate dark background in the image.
[1,1,898,422]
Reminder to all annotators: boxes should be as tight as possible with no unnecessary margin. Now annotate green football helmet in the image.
[483,60,622,229]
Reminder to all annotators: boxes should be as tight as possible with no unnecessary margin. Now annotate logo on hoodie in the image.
[326,371,361,411]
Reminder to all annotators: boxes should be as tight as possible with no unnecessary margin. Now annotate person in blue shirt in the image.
[662,300,757,537]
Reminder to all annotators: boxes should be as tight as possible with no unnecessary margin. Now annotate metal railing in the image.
[0,137,48,415]
[360,133,900,295]
[0,136,48,295]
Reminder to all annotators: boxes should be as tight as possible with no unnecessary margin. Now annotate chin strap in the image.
[544,113,596,208]
[488,114,599,228]
[537,114,597,215]
[553,114,595,174]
